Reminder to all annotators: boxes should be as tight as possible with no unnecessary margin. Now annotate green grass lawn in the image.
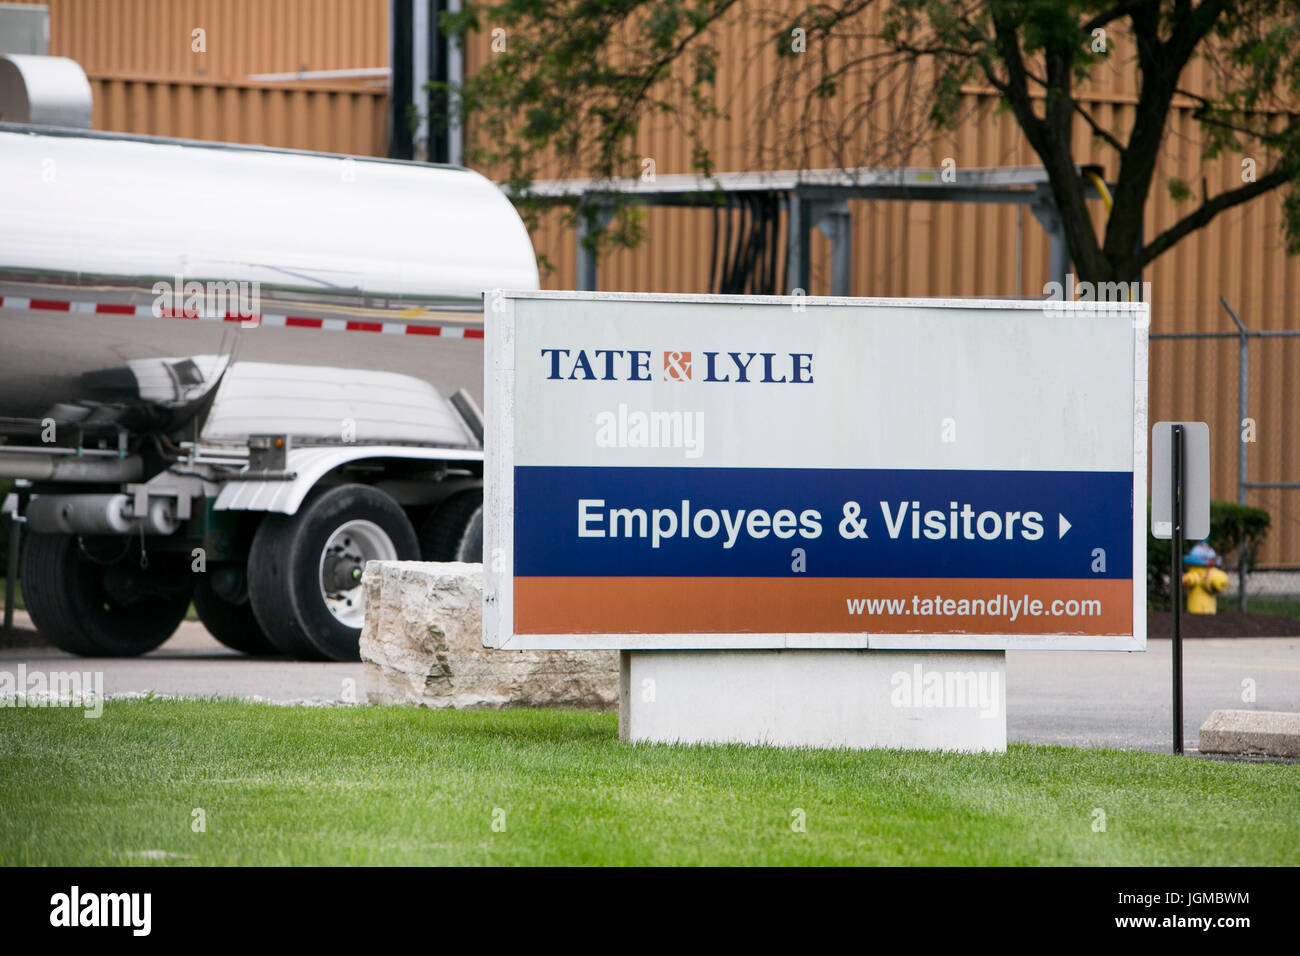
[1,701,1296,866]
[1249,597,1300,620]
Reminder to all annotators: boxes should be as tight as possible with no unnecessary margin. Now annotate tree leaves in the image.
[438,0,1300,283]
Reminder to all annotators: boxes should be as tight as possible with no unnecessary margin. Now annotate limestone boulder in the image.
[360,561,618,709]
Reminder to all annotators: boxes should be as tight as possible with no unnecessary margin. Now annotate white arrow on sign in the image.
[1058,513,1072,539]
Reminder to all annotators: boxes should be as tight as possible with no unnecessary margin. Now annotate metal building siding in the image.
[15,0,387,82]
[11,0,390,152]
[88,75,385,152]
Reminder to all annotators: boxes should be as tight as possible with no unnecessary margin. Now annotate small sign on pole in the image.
[1151,422,1210,540]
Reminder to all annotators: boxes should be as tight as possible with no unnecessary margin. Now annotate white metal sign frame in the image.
[484,290,1148,652]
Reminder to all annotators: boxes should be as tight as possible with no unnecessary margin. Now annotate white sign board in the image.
[484,291,1148,651]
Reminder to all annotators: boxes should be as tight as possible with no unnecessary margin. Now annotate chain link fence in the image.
[1150,298,1300,614]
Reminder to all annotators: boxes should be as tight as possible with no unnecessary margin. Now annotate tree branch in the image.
[1134,165,1292,270]
[1074,101,1125,153]
[1081,2,1151,35]
[984,8,1045,150]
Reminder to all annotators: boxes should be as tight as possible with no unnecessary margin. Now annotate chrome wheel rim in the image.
[318,519,396,629]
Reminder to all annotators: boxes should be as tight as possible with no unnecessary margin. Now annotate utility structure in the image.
[1149,298,1300,611]
[518,165,1112,296]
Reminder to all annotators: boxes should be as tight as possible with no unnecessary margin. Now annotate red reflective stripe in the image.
[1,297,488,339]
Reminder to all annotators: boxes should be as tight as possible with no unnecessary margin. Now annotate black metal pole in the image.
[389,0,415,160]
[428,0,451,164]
[3,513,18,633]
[1172,424,1184,755]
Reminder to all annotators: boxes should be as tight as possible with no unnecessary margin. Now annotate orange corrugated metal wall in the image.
[11,0,389,152]
[24,0,387,82]
[16,0,1300,565]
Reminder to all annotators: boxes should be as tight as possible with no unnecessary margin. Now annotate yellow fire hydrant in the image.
[1181,541,1229,614]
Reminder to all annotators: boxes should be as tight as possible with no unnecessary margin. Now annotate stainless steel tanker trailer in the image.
[0,124,539,660]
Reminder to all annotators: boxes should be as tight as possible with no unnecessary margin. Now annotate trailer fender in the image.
[213,444,483,515]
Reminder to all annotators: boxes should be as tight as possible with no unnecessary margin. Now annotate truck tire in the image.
[192,574,278,656]
[247,484,419,662]
[20,531,192,657]
[454,506,483,562]
[419,490,483,562]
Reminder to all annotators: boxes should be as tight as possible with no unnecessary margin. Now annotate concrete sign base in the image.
[618,649,1006,752]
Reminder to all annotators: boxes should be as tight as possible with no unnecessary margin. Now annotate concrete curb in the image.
[1199,709,1300,758]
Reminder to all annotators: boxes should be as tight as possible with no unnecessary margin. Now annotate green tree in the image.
[435,0,1300,283]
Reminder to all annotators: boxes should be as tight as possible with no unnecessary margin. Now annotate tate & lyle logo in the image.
[664,350,692,381]
[540,349,814,383]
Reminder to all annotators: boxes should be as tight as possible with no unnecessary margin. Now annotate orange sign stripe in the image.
[514,577,1134,636]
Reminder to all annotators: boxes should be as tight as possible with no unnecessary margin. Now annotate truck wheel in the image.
[419,490,483,562]
[192,573,278,656]
[247,484,419,662]
[20,531,192,657]
[454,506,483,562]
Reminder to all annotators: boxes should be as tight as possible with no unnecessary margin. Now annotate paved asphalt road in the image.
[2,612,364,706]
[3,610,1297,753]
[1005,636,1300,752]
